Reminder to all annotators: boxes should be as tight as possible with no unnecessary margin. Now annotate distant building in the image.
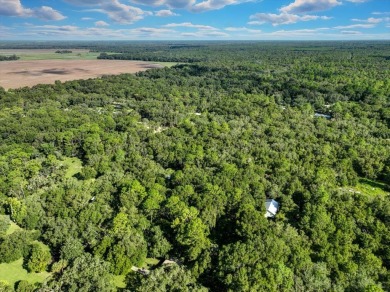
[265,199,279,218]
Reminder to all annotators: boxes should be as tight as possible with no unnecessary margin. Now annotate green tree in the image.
[48,254,115,292]
[15,280,35,292]
[26,243,51,273]
[127,265,208,292]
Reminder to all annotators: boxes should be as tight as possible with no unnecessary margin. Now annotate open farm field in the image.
[0,59,163,89]
[0,49,100,60]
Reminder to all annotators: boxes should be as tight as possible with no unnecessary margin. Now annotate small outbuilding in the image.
[314,113,331,119]
[265,199,279,218]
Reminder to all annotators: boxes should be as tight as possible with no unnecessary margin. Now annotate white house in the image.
[265,199,279,218]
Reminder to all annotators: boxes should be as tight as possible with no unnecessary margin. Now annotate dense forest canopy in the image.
[0,41,389,291]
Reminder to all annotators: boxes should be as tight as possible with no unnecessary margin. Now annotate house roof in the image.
[265,199,279,217]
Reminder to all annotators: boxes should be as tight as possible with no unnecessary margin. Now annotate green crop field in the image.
[0,50,178,64]
[20,52,101,60]
[0,49,100,60]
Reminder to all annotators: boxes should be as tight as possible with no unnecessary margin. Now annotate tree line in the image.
[0,41,389,291]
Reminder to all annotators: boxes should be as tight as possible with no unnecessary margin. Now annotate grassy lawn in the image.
[60,157,83,178]
[0,258,51,287]
[6,220,21,235]
[141,258,160,269]
[154,62,178,68]
[0,215,21,235]
[354,178,389,197]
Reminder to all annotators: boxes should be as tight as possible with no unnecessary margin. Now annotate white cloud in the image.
[101,0,151,24]
[19,24,176,39]
[132,0,249,12]
[345,0,369,2]
[249,12,331,26]
[164,22,218,30]
[0,0,31,16]
[64,0,103,5]
[82,17,93,20]
[65,0,151,24]
[0,0,66,20]
[155,9,179,16]
[132,0,196,8]
[334,23,375,29]
[225,27,262,33]
[351,17,382,23]
[191,0,250,13]
[372,11,390,15]
[128,27,174,36]
[341,30,362,34]
[181,30,229,38]
[280,0,341,14]
[33,6,66,21]
[95,20,109,26]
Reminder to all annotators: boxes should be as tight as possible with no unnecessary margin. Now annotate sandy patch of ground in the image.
[0,60,162,90]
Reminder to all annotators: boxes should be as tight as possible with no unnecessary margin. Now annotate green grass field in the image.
[154,62,178,68]
[354,178,389,197]
[0,50,100,61]
[60,157,83,178]
[20,52,101,61]
[0,50,179,66]
[0,258,51,287]
[6,220,21,235]
[0,215,21,235]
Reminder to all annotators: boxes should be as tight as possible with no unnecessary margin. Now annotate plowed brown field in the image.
[0,60,163,90]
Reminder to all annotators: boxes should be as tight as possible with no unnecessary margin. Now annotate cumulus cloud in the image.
[345,0,369,2]
[372,11,390,15]
[280,0,341,14]
[191,0,247,13]
[0,0,31,16]
[249,12,331,26]
[0,0,66,20]
[21,23,176,39]
[33,6,66,21]
[155,9,179,16]
[132,0,248,12]
[181,30,229,38]
[130,0,196,8]
[341,30,362,34]
[65,0,252,15]
[101,0,151,24]
[129,27,174,36]
[95,20,109,26]
[351,17,380,23]
[63,0,102,5]
[225,27,262,33]
[164,22,218,30]
[64,0,150,24]
[352,17,389,23]
[334,23,375,29]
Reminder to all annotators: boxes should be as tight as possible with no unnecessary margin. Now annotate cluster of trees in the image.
[55,50,73,54]
[0,54,19,61]
[0,41,389,291]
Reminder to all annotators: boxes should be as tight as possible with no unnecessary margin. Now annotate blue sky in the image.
[0,0,389,40]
